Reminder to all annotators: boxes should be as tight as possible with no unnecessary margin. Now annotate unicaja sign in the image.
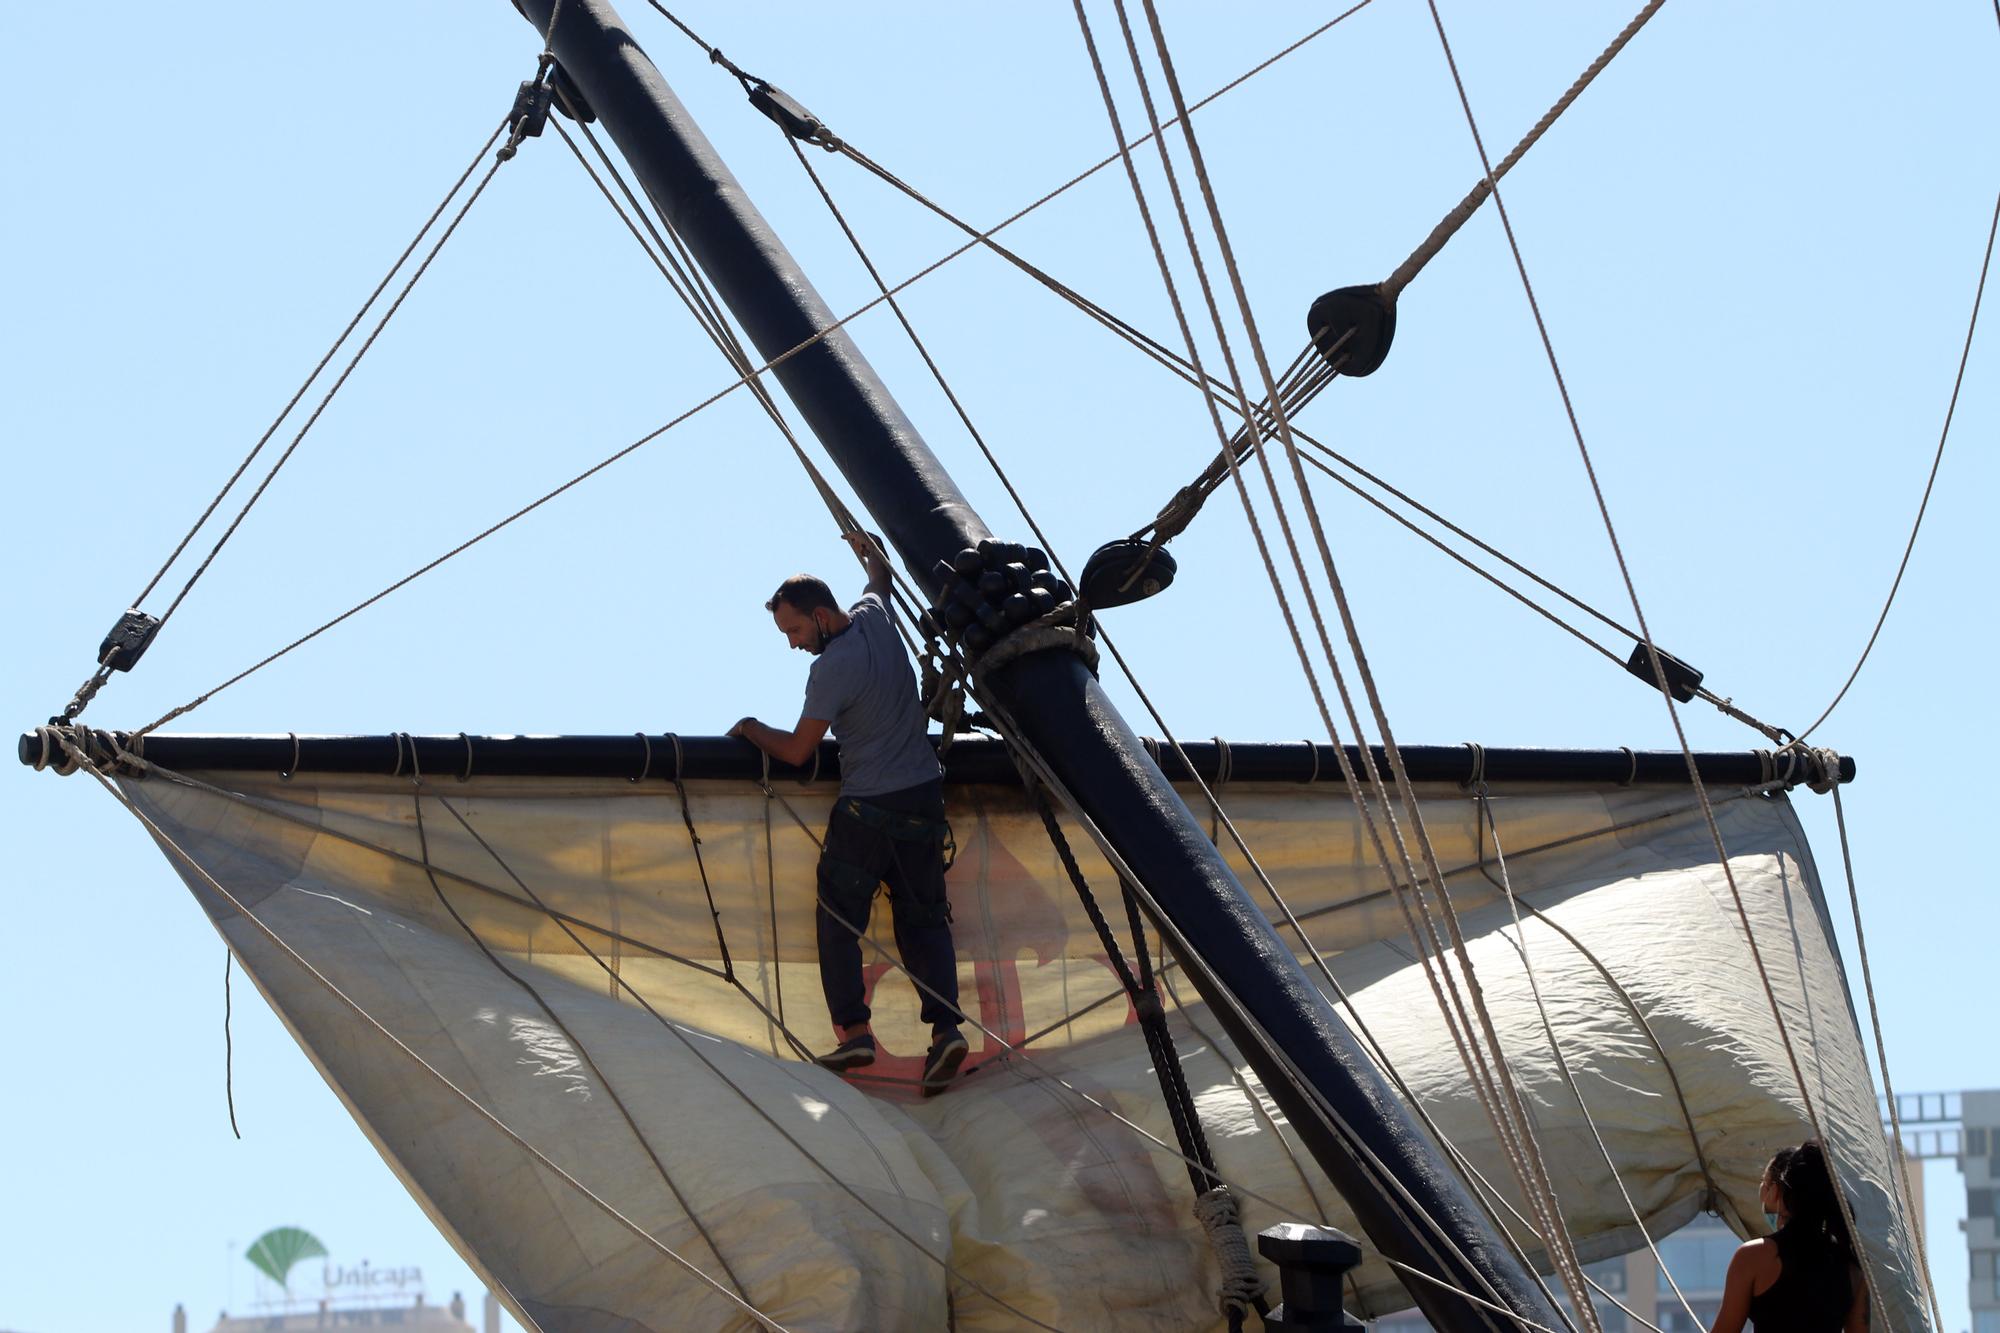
[242,1227,424,1301]
[324,1259,424,1292]
[244,1228,328,1293]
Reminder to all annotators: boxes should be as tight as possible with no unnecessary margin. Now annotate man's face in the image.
[773,602,829,654]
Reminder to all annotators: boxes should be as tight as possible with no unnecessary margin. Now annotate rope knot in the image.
[1192,1186,1266,1317]
[967,600,1099,691]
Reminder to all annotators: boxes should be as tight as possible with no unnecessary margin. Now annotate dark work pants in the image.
[815,779,961,1035]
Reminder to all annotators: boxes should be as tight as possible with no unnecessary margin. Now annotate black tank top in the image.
[1748,1227,1853,1333]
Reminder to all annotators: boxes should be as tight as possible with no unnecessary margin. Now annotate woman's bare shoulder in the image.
[1737,1237,1783,1292]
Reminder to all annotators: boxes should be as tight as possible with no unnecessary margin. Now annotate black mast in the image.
[506,3,1561,1328]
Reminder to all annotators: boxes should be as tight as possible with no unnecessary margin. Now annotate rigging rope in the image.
[329,750,1072,1329]
[1471,786,1705,1330]
[71,726,1659,1333]
[1076,0,1605,1322]
[796,107,1763,1303]
[1792,182,1998,745]
[61,740,795,1333]
[1384,0,1667,300]
[821,131,1790,743]
[55,118,512,726]
[403,753,754,1302]
[767,88,1609,1301]
[223,948,242,1140]
[964,684,1556,1332]
[1415,4,1892,1326]
[776,0,1792,758]
[1830,783,1947,1333]
[748,743,1583,1333]
[666,733,735,979]
[1025,780,1268,1327]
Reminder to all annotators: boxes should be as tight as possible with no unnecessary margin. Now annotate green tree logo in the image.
[245,1228,329,1292]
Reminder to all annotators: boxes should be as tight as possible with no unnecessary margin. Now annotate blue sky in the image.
[3,3,1994,1332]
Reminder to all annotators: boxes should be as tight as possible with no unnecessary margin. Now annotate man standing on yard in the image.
[731,532,968,1095]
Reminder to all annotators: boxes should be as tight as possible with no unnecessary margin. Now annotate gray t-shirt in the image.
[802,592,943,798]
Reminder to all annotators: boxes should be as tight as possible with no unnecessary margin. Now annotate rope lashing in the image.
[55,666,112,727]
[1804,747,1844,796]
[968,615,1098,691]
[27,724,136,778]
[1194,1186,1267,1326]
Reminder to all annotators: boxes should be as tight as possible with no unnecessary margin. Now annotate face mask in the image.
[1764,1211,1781,1232]
[812,614,831,654]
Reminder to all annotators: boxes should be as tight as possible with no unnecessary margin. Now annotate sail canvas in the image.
[118,761,1925,1331]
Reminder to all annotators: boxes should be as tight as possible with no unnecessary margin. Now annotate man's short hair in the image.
[767,575,839,616]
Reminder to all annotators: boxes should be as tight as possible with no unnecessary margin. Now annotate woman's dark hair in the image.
[767,575,838,615]
[1770,1140,1854,1260]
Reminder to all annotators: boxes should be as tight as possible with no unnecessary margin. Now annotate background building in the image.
[1951,1092,1999,1333]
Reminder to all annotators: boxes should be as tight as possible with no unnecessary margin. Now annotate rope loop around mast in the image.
[966,599,1100,692]
[631,731,653,783]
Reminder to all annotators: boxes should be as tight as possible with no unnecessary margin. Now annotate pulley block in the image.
[98,609,161,673]
[1078,539,1177,610]
[1623,642,1704,703]
[1306,284,1396,377]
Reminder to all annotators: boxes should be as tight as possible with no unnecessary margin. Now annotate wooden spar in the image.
[16,730,1855,789]
[502,3,1564,1328]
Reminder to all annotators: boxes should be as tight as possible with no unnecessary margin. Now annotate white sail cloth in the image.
[119,763,1926,1333]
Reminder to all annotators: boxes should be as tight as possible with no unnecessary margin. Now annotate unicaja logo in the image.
[244,1227,328,1293]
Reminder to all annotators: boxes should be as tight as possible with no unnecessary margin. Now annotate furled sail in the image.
[115,749,1924,1332]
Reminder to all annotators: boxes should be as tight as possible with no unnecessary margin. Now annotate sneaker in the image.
[815,1033,877,1073]
[920,1030,969,1096]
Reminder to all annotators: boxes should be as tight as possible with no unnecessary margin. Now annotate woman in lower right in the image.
[1709,1141,1868,1333]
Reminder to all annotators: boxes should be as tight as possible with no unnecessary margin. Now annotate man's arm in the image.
[730,714,830,769]
[845,530,892,601]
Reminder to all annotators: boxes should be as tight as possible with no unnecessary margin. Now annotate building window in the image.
[1660,1309,1701,1333]
[1975,1251,1997,1281]
[1972,1310,2000,1333]
[1587,1257,1628,1294]
[1659,1233,1738,1295]
[1973,1188,1996,1220]
[1970,1127,1990,1157]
